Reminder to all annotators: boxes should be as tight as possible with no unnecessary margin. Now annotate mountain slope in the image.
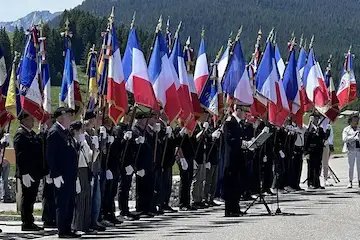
[73,0,360,59]
[0,11,61,32]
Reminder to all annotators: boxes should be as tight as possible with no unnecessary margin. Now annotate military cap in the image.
[70,121,83,131]
[18,111,30,121]
[84,110,97,121]
[53,107,75,119]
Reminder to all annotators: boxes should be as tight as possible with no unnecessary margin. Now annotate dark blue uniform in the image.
[14,126,44,228]
[47,123,78,235]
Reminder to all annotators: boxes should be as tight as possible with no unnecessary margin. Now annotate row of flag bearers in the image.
[0,6,357,238]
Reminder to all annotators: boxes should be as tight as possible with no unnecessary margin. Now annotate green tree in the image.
[0,27,13,70]
[12,26,25,54]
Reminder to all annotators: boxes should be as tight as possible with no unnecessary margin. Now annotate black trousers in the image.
[42,181,56,224]
[136,170,154,213]
[161,166,173,207]
[21,179,40,226]
[153,168,163,210]
[177,160,193,207]
[291,147,303,189]
[103,173,120,220]
[54,180,76,234]
[272,153,285,189]
[308,151,322,187]
[118,171,132,216]
[223,168,240,214]
[262,153,273,191]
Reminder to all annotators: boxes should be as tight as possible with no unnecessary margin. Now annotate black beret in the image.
[84,110,96,121]
[53,107,75,119]
[70,121,83,131]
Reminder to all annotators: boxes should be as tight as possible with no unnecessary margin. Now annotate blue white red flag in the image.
[194,37,209,95]
[255,41,289,126]
[123,28,159,111]
[297,47,307,79]
[169,32,193,126]
[303,48,329,109]
[282,49,302,125]
[107,23,128,124]
[275,44,285,79]
[39,37,51,122]
[337,48,357,109]
[199,64,218,116]
[148,31,181,123]
[18,34,44,121]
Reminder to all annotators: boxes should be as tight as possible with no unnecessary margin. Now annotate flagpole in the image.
[147,15,162,63]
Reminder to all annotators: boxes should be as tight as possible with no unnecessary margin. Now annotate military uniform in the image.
[14,125,44,230]
[304,123,329,188]
[223,114,247,216]
[47,122,78,235]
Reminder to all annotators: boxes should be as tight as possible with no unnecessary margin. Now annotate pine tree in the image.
[0,27,13,70]
[12,26,25,54]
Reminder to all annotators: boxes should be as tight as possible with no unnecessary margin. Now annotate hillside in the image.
[0,11,61,32]
[72,0,359,59]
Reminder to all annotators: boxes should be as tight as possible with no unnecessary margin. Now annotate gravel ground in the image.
[1,156,360,240]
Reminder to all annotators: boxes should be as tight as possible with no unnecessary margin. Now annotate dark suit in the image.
[223,116,246,215]
[14,125,44,226]
[133,125,156,213]
[47,123,78,235]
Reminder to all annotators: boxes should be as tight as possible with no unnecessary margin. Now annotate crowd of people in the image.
[0,102,341,238]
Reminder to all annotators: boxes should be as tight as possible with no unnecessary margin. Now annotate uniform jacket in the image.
[14,125,44,180]
[132,124,155,171]
[47,123,78,181]
[304,124,328,154]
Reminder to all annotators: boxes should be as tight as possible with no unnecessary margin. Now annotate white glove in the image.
[153,123,161,133]
[166,126,172,138]
[279,150,285,159]
[241,140,251,149]
[106,170,113,180]
[263,156,268,162]
[326,124,331,130]
[135,136,145,144]
[90,177,94,187]
[92,136,99,149]
[193,160,198,170]
[76,178,81,194]
[125,165,134,175]
[205,162,211,170]
[123,131,132,140]
[263,126,270,133]
[108,136,115,144]
[0,133,10,145]
[203,122,209,130]
[99,126,107,139]
[53,176,64,189]
[180,127,188,137]
[38,124,48,133]
[211,129,221,139]
[22,174,35,188]
[136,169,145,177]
[180,158,188,170]
[45,174,53,184]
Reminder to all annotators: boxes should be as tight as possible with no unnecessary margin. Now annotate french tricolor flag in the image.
[148,31,181,124]
[194,37,209,95]
[256,41,289,126]
[282,49,302,126]
[297,47,307,79]
[275,44,285,79]
[337,49,357,109]
[123,28,159,111]
[218,44,230,81]
[39,37,51,122]
[320,61,339,122]
[19,33,44,121]
[107,23,128,124]
[169,33,194,128]
[303,48,329,109]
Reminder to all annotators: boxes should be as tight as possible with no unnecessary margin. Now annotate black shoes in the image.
[179,205,197,211]
[163,206,178,213]
[225,212,240,217]
[90,223,106,232]
[43,221,57,229]
[21,223,44,232]
[58,231,82,239]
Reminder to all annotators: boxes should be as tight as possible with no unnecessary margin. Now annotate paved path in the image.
[1,156,360,240]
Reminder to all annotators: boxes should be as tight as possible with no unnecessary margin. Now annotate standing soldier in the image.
[41,117,57,228]
[304,113,329,189]
[204,123,222,206]
[14,112,44,231]
[223,103,253,217]
[47,107,81,238]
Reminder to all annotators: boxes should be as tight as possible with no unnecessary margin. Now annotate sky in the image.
[0,0,84,21]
